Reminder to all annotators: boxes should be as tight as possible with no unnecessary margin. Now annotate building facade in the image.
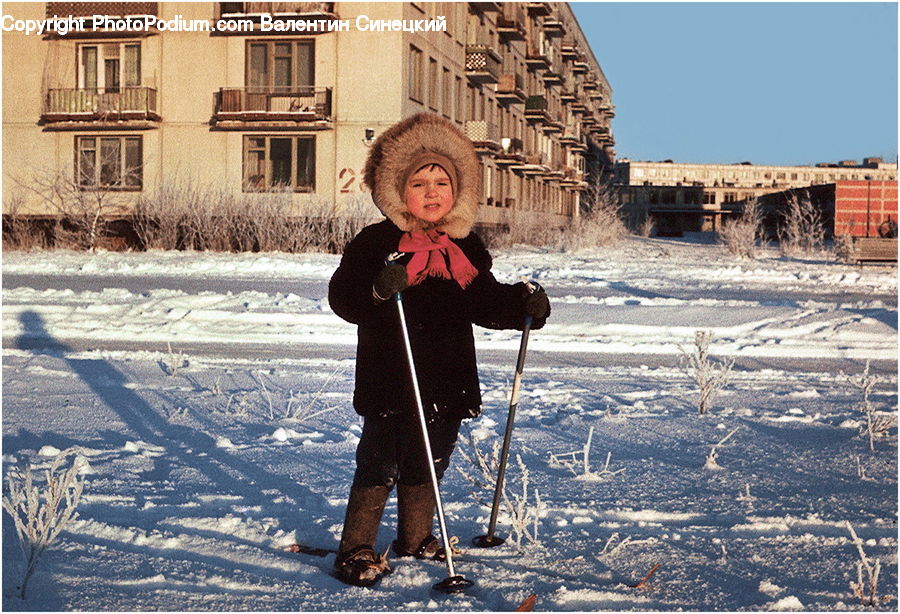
[614,158,898,234]
[2,1,615,236]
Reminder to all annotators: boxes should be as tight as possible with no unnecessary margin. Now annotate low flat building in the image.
[614,158,897,235]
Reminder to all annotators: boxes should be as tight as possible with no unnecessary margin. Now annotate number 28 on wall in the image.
[339,168,366,193]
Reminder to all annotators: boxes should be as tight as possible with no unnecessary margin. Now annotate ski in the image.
[515,593,538,611]
[283,543,336,557]
[627,563,661,589]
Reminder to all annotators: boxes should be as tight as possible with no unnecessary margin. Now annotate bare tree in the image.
[718,198,763,258]
[3,449,87,599]
[10,145,140,251]
[679,331,734,415]
[778,190,825,257]
[843,361,896,452]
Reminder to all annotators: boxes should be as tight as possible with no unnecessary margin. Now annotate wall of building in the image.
[3,2,614,237]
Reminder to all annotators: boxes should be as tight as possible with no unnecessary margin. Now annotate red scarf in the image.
[398,230,479,289]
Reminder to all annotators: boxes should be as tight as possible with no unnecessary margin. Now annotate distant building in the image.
[614,158,898,235]
[754,180,898,239]
[2,2,615,245]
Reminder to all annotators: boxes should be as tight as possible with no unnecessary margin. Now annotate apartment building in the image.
[2,1,615,238]
[614,158,898,234]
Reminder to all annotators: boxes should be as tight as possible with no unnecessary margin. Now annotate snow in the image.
[2,236,897,611]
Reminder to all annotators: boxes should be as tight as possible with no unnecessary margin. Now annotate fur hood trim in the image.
[363,113,480,238]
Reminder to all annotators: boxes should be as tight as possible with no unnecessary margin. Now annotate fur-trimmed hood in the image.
[363,113,480,238]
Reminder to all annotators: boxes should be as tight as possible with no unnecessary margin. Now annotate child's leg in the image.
[394,417,462,557]
[337,416,401,555]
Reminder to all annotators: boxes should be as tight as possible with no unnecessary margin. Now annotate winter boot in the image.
[392,483,448,561]
[334,485,391,587]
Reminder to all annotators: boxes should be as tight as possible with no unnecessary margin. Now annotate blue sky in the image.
[571,2,898,166]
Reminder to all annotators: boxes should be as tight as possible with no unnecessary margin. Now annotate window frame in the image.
[78,42,141,92]
[408,45,423,102]
[245,39,315,92]
[242,135,316,193]
[75,135,143,191]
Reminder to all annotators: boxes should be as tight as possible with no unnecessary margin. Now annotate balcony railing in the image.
[495,72,526,104]
[524,95,549,124]
[218,2,335,16]
[46,2,158,18]
[465,46,501,84]
[464,120,501,152]
[215,87,332,121]
[497,5,526,41]
[42,87,159,122]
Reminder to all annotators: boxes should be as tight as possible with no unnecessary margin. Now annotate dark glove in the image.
[373,263,409,301]
[523,282,550,319]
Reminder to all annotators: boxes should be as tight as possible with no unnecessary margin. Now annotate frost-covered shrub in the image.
[778,191,826,257]
[843,361,896,452]
[2,448,87,599]
[455,431,543,550]
[718,198,763,258]
[488,179,627,251]
[133,181,381,253]
[679,331,734,415]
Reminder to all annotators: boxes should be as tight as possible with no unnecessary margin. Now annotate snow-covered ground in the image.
[2,236,897,611]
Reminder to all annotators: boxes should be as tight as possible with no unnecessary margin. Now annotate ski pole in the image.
[473,283,537,548]
[393,290,474,594]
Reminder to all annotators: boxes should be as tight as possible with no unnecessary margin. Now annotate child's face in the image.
[404,164,453,225]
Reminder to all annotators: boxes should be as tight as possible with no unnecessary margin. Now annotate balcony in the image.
[464,120,502,153]
[45,2,159,36]
[497,5,526,41]
[569,137,588,153]
[525,51,550,71]
[46,2,158,18]
[468,2,501,12]
[42,87,159,124]
[494,137,524,166]
[572,60,590,74]
[542,17,566,37]
[465,46,502,84]
[495,73,526,104]
[214,87,332,127]
[559,129,581,145]
[560,41,579,60]
[511,152,549,175]
[559,89,577,103]
[526,2,551,17]
[524,95,550,124]
[542,71,563,87]
[218,2,335,17]
[569,101,587,115]
[541,116,563,134]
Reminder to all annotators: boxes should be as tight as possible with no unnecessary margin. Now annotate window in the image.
[703,192,716,205]
[247,41,314,91]
[76,136,142,189]
[442,67,452,118]
[409,45,423,101]
[790,172,798,180]
[244,136,315,192]
[723,191,738,203]
[79,43,140,92]
[428,57,439,110]
[661,190,676,204]
[454,75,462,122]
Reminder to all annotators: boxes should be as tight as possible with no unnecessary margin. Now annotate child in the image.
[328,113,550,587]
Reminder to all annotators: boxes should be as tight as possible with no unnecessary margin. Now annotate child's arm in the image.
[464,235,550,331]
[328,228,394,326]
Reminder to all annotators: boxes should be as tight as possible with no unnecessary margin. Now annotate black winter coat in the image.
[328,220,547,422]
